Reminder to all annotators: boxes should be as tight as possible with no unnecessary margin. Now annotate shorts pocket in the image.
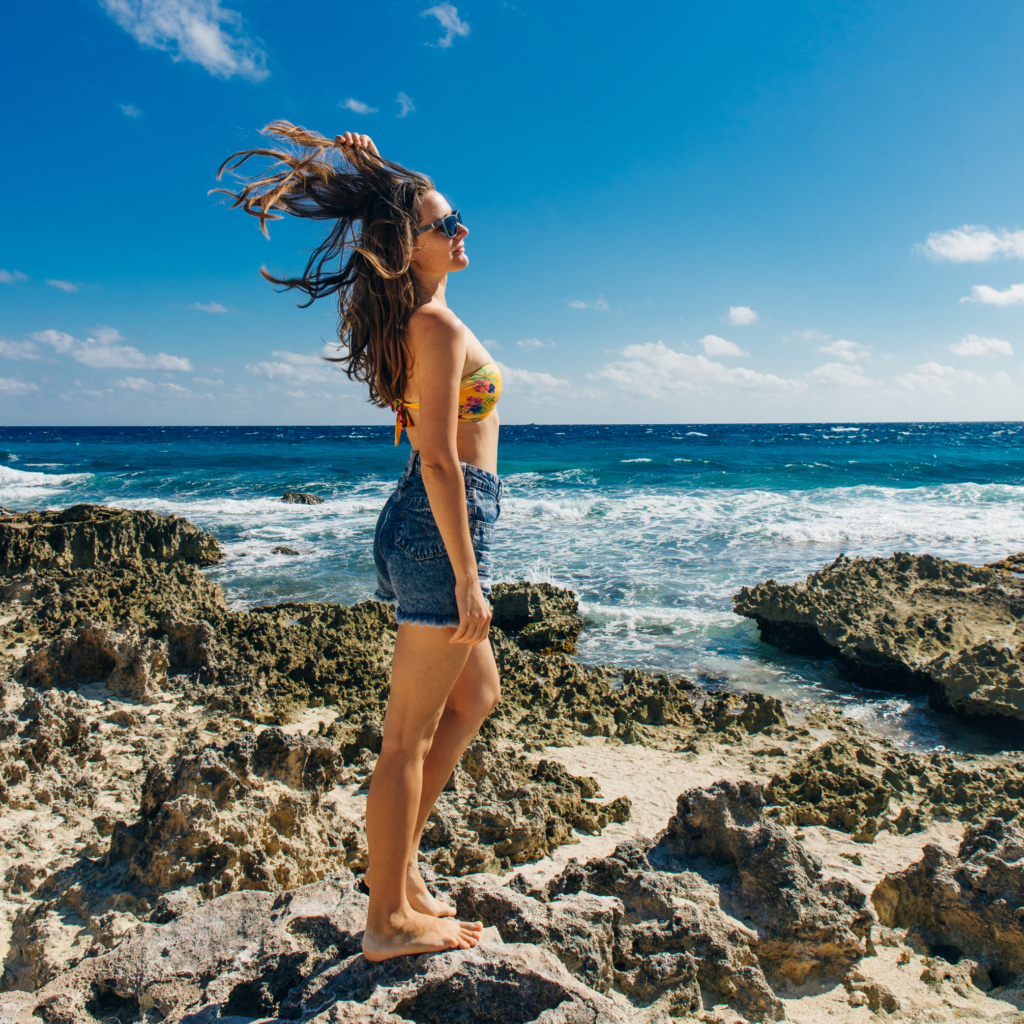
[395,507,448,561]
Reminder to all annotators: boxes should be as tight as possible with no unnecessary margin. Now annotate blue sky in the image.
[1,0,1023,426]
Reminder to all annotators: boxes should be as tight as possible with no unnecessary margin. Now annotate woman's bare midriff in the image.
[406,413,499,475]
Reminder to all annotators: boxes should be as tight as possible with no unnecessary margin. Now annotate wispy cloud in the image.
[114,376,156,391]
[700,334,747,358]
[120,103,143,118]
[726,306,758,326]
[495,362,569,393]
[32,326,193,371]
[0,270,28,284]
[567,297,610,311]
[46,279,78,293]
[807,362,876,387]
[0,378,38,394]
[423,2,470,47]
[246,349,344,384]
[396,92,415,118]
[192,377,224,387]
[343,98,377,115]
[190,301,228,313]
[517,338,556,350]
[100,0,269,81]
[597,340,803,395]
[817,339,870,363]
[917,225,1024,263]
[959,282,1024,306]
[895,361,1013,394]
[783,328,830,343]
[0,339,42,361]
[949,334,1013,357]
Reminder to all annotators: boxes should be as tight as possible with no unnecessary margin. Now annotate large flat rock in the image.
[0,505,221,575]
[733,552,1024,730]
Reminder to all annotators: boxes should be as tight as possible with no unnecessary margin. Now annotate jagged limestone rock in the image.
[735,552,1024,730]
[0,505,220,575]
[872,816,1024,988]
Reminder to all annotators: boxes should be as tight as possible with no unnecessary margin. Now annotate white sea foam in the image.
[0,465,92,498]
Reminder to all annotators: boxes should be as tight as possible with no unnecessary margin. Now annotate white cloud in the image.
[343,98,377,115]
[246,349,344,384]
[0,378,39,394]
[396,92,415,118]
[193,376,224,387]
[596,340,804,395]
[100,0,269,81]
[517,338,556,350]
[949,334,1013,357]
[0,339,41,361]
[567,297,610,311]
[190,301,228,313]
[495,363,569,391]
[807,362,875,387]
[481,339,501,351]
[917,225,1024,263]
[0,270,28,283]
[817,339,869,363]
[423,2,469,47]
[895,362,1013,394]
[120,103,143,117]
[726,306,758,326]
[161,382,192,394]
[114,376,156,391]
[32,326,193,371]
[700,334,747,358]
[46,279,78,293]
[959,282,1024,306]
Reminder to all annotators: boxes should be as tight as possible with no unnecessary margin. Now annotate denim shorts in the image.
[373,450,502,628]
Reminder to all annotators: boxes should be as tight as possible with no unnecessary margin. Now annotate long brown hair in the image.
[214,121,434,407]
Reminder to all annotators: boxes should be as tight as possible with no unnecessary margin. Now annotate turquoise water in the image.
[2,422,1023,751]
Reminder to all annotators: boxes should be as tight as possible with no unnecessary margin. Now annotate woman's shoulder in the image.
[407,302,465,348]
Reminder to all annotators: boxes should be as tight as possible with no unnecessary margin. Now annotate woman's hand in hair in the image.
[450,580,492,646]
[334,132,379,156]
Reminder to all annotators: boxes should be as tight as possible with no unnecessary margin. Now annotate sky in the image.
[1,0,1023,426]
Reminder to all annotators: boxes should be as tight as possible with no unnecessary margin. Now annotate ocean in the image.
[2,422,1023,753]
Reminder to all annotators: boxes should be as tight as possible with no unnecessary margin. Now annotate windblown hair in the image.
[214,121,434,408]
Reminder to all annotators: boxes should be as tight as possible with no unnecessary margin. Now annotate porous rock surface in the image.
[873,816,1024,988]
[281,493,324,505]
[734,551,1024,728]
[0,505,221,575]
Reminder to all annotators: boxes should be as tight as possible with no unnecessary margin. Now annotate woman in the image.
[218,123,501,960]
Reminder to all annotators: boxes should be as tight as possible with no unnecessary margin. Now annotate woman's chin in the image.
[451,253,470,270]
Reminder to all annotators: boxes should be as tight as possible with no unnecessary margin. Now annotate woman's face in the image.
[411,190,469,276]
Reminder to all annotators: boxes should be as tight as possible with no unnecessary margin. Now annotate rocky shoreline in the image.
[0,506,1022,1022]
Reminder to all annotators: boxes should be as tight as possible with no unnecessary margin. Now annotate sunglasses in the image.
[413,209,463,238]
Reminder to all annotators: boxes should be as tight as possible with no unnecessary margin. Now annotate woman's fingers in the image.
[333,132,379,155]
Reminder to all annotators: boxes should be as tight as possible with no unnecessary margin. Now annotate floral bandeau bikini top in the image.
[391,362,502,446]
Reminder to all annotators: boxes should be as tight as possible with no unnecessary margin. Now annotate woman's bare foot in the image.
[362,908,482,962]
[365,864,457,918]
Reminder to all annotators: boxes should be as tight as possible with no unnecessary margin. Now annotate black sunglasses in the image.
[413,209,463,238]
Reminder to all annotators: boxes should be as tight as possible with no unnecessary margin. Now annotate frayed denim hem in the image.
[372,590,398,606]
[395,610,461,629]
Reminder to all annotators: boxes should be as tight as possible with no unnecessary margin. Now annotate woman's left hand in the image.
[450,580,492,646]
[335,132,379,156]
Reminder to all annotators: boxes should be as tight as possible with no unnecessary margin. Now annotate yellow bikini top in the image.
[391,362,502,446]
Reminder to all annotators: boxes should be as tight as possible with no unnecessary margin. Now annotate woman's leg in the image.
[403,640,501,915]
[361,623,484,961]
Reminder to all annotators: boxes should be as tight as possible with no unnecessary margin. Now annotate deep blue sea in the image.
[2,422,1023,752]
